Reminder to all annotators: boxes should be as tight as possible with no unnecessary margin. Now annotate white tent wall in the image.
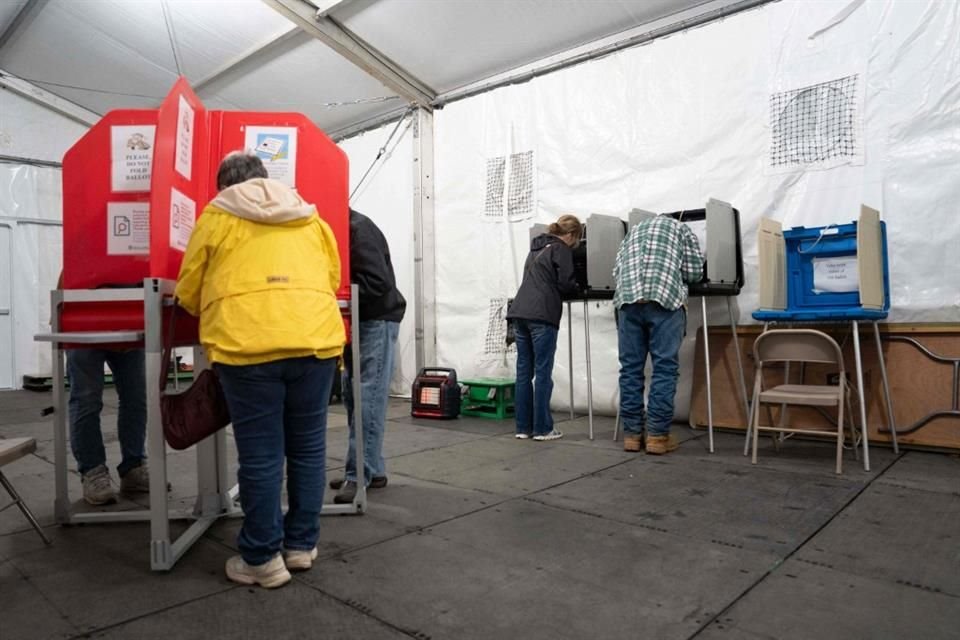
[0,89,87,389]
[338,119,417,396]
[432,0,960,418]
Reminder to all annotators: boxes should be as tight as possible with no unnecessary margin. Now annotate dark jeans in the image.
[513,319,559,437]
[617,302,685,437]
[215,356,337,565]
[67,348,146,476]
[342,320,400,485]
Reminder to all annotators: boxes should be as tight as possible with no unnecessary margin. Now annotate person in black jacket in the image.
[331,209,407,503]
[507,214,582,441]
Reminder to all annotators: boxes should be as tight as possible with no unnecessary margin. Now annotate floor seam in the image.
[685,449,906,639]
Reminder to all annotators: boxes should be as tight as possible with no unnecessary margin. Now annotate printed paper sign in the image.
[175,95,194,180]
[106,202,150,255]
[244,126,298,187]
[169,187,196,251]
[812,256,859,293]
[110,125,156,192]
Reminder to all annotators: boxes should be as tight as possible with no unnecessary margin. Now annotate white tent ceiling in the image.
[0,0,768,140]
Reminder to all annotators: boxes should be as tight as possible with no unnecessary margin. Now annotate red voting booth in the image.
[61,78,350,338]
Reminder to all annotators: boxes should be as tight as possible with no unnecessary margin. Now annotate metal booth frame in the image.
[36,279,365,571]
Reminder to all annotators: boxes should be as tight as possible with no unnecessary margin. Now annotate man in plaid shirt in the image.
[613,215,703,454]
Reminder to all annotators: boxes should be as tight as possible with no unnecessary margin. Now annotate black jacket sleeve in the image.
[553,244,579,300]
[349,210,406,323]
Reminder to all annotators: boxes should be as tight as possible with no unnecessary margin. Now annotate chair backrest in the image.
[753,329,844,371]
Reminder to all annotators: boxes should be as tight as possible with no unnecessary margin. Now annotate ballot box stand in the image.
[751,206,897,471]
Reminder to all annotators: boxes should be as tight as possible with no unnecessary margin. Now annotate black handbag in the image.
[159,302,231,450]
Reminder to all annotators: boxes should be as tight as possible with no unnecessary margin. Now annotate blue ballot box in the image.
[753,205,889,322]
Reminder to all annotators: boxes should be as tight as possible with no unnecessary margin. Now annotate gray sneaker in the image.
[120,464,150,494]
[82,465,117,505]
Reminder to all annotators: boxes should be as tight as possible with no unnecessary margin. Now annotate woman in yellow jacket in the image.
[175,152,345,588]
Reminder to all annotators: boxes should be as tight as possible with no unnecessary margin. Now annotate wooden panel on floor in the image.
[690,324,960,450]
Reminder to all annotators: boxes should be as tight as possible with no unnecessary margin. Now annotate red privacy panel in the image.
[61,110,157,332]
[208,111,350,301]
[60,78,350,336]
[149,77,209,281]
[62,110,157,291]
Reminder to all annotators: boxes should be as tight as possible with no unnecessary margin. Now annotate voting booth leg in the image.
[851,321,871,471]
[192,346,236,518]
[567,302,575,421]
[701,297,715,453]
[323,283,365,515]
[584,300,595,441]
[50,291,71,524]
[726,297,751,435]
[872,322,899,454]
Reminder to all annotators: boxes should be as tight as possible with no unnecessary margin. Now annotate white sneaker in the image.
[82,465,117,505]
[533,430,563,441]
[284,547,319,571]
[225,553,291,588]
[514,433,530,439]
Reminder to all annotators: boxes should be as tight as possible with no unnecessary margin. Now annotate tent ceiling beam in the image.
[328,104,410,142]
[193,26,302,93]
[262,0,435,109]
[0,68,99,126]
[314,0,355,18]
[435,0,774,106]
[0,0,49,53]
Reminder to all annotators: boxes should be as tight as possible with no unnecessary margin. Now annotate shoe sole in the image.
[515,434,530,439]
[226,566,291,588]
[331,477,387,490]
[83,494,117,506]
[285,549,319,572]
[645,443,679,455]
[533,435,562,441]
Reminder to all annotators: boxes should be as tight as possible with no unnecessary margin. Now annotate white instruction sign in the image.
[169,188,195,251]
[106,202,150,255]
[244,126,298,187]
[175,95,194,180]
[110,125,156,192]
[812,256,859,293]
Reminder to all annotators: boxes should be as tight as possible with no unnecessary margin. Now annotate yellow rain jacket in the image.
[174,178,345,366]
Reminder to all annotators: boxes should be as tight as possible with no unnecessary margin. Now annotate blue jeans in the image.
[67,348,146,476]
[513,319,559,437]
[342,320,400,485]
[617,303,685,437]
[215,356,337,566]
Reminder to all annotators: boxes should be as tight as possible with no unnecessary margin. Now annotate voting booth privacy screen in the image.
[60,78,349,337]
[754,205,889,321]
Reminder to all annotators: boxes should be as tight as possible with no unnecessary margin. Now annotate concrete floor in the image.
[1,388,958,639]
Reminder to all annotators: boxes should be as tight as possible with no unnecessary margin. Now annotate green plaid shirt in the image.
[613,216,704,310]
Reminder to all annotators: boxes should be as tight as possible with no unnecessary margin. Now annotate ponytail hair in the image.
[548,214,583,244]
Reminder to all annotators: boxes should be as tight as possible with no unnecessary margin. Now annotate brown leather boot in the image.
[645,434,679,455]
[623,435,643,452]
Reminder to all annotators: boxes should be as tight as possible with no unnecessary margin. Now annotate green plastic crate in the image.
[460,377,515,420]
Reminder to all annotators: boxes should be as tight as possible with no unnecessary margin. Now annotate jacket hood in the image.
[211,178,315,224]
[530,233,558,252]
